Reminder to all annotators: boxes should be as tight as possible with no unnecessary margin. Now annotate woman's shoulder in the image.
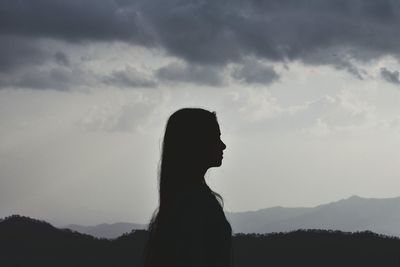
[178,183,222,219]
[178,183,231,235]
[181,183,215,204]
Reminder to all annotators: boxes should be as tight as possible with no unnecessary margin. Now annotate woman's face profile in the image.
[204,123,226,168]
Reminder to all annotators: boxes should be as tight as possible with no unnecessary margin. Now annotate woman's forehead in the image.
[202,122,220,136]
[215,123,221,135]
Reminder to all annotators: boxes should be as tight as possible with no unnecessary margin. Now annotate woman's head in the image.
[157,108,226,211]
[161,108,226,180]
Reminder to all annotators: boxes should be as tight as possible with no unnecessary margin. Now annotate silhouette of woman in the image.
[144,108,232,267]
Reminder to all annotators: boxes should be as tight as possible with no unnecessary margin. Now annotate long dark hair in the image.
[144,108,223,266]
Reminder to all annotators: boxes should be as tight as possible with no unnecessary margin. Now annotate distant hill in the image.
[226,195,400,235]
[2,215,400,267]
[226,206,313,233]
[65,222,146,239]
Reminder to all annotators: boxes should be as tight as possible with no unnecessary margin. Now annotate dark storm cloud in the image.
[0,0,150,43]
[2,0,400,87]
[139,0,400,66]
[54,52,70,67]
[0,36,48,72]
[381,68,400,85]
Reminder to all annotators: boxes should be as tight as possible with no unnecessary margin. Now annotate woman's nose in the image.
[221,140,226,150]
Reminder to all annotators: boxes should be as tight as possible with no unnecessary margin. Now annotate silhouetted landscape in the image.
[2,215,400,267]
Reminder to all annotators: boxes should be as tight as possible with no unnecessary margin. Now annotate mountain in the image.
[2,215,400,267]
[65,222,146,239]
[226,206,313,233]
[226,195,400,236]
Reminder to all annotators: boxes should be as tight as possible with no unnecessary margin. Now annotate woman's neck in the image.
[191,168,207,183]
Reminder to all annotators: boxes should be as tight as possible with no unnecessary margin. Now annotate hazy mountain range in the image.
[64,195,400,239]
[227,195,400,236]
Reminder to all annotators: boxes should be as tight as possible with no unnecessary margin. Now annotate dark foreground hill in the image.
[1,215,400,267]
[0,215,147,267]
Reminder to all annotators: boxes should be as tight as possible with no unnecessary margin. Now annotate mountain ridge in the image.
[229,195,400,235]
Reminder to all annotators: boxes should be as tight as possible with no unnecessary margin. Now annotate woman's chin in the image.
[210,160,223,168]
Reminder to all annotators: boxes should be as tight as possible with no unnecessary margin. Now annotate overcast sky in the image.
[2,0,400,226]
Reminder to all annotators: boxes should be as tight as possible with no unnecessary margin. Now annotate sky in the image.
[2,0,400,226]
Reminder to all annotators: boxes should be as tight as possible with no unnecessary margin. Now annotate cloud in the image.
[0,66,90,91]
[103,67,157,88]
[380,67,400,85]
[156,62,224,86]
[0,36,85,90]
[225,88,377,136]
[0,36,48,73]
[78,93,162,132]
[2,0,400,87]
[2,65,158,91]
[231,61,279,85]
[54,52,70,67]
